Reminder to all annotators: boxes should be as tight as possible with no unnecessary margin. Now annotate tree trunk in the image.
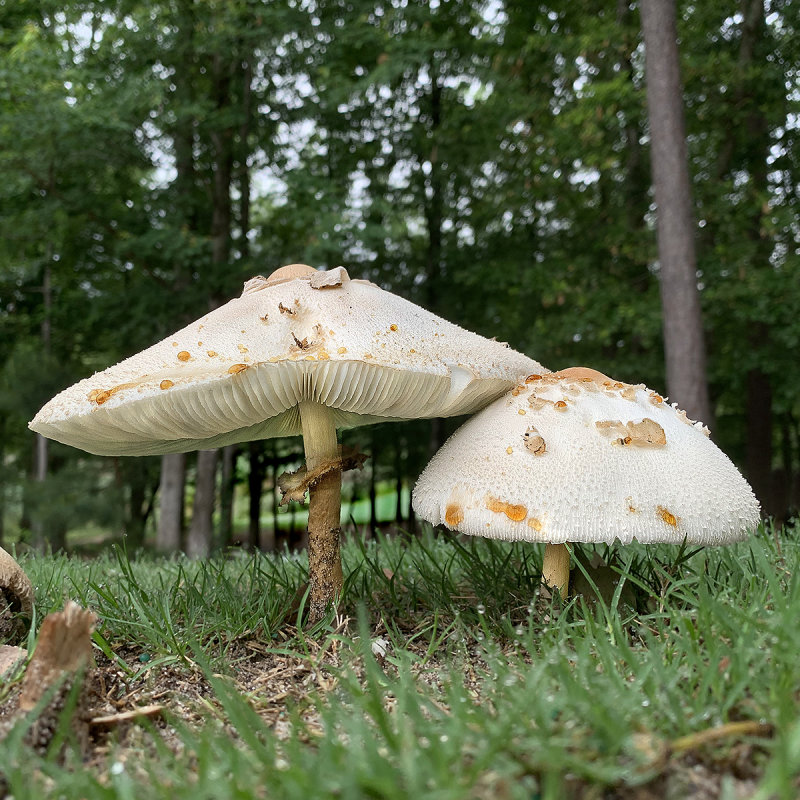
[156,452,186,553]
[248,441,264,550]
[640,0,713,428]
[31,263,52,550]
[0,417,5,547]
[269,445,280,552]
[124,459,148,550]
[369,430,378,534]
[395,440,404,526]
[219,444,237,547]
[186,449,218,558]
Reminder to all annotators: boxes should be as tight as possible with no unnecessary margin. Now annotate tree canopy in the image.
[1,0,797,549]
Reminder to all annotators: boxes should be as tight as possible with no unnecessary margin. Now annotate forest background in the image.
[0,0,797,557]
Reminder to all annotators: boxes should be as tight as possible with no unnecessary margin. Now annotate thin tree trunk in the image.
[395,440,404,526]
[124,459,148,550]
[0,417,5,547]
[156,452,186,553]
[31,262,52,550]
[248,441,264,549]
[369,430,378,534]
[641,0,713,428]
[219,444,237,547]
[186,449,218,558]
[269,446,280,551]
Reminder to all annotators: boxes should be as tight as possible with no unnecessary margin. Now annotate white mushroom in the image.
[412,367,761,598]
[30,264,545,619]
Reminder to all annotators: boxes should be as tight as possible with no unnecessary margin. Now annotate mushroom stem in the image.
[542,543,570,598]
[299,400,343,622]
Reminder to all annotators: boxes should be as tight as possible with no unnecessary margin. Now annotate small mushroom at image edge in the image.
[412,366,761,599]
[0,546,34,641]
[29,264,545,622]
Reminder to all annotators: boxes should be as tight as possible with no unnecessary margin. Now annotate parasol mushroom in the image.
[412,367,760,598]
[30,265,544,620]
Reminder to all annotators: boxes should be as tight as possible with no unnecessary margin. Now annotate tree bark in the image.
[248,441,265,550]
[369,429,378,534]
[156,452,186,553]
[186,449,218,558]
[640,0,713,428]
[219,444,237,547]
[31,263,52,550]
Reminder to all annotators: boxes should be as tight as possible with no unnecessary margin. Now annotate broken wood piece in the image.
[278,447,368,505]
[89,704,164,729]
[0,645,27,677]
[19,601,97,711]
[11,601,97,758]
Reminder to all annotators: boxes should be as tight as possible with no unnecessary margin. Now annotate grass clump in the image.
[1,520,798,799]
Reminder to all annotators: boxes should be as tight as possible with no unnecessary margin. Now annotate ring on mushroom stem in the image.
[412,367,760,601]
[30,265,544,622]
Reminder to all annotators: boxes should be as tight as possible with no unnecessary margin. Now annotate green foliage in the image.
[1,0,798,545]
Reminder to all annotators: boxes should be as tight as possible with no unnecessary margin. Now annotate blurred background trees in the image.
[1,0,797,553]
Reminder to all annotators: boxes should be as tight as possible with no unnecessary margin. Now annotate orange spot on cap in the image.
[445,504,464,528]
[160,380,174,391]
[228,363,248,375]
[528,517,543,532]
[657,505,678,526]
[486,497,527,522]
[177,351,191,362]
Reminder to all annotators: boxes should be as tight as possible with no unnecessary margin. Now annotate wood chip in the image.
[0,645,26,676]
[20,602,97,712]
[89,705,164,728]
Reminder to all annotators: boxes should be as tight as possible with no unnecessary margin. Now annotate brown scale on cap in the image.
[657,505,678,526]
[596,418,667,448]
[553,367,612,383]
[445,503,464,528]
[485,496,527,522]
[266,264,316,286]
[523,427,546,455]
[88,382,139,406]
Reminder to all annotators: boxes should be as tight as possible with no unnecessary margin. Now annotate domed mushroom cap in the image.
[30,266,544,456]
[412,367,760,545]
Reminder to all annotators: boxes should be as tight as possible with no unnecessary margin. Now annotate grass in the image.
[1,520,799,799]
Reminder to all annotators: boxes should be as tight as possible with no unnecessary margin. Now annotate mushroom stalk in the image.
[299,400,343,621]
[542,543,570,598]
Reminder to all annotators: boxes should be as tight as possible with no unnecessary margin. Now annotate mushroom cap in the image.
[30,266,544,456]
[412,368,760,546]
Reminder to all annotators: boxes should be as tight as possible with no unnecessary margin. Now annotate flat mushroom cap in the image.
[30,266,544,456]
[412,368,761,546]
